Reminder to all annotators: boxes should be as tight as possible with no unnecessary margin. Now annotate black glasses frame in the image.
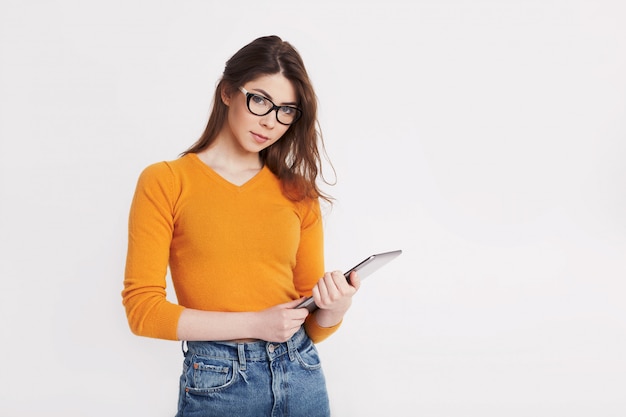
[239,87,302,125]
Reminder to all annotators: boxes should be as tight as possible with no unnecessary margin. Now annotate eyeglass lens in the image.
[246,94,301,125]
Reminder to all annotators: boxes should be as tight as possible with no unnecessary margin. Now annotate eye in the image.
[251,94,267,106]
[280,106,295,115]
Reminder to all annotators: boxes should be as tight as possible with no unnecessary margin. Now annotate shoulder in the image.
[134,156,193,198]
[137,154,196,183]
[136,160,173,188]
[139,160,171,177]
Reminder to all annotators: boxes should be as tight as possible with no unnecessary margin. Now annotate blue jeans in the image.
[175,327,330,417]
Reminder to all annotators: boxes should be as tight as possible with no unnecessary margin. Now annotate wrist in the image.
[313,308,346,328]
[242,311,261,339]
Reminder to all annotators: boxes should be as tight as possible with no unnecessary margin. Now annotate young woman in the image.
[122,35,360,417]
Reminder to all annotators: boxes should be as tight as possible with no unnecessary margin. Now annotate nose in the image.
[259,110,276,128]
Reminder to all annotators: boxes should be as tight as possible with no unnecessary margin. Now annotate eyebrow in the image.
[251,88,298,106]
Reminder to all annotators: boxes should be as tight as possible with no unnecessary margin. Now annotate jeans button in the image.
[268,344,275,353]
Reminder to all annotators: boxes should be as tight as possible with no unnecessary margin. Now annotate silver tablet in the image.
[295,249,403,312]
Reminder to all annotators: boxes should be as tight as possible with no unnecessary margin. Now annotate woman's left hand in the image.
[311,270,361,327]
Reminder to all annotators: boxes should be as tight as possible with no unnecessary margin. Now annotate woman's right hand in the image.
[253,298,310,342]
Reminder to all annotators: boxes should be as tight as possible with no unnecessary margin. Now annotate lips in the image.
[251,132,270,143]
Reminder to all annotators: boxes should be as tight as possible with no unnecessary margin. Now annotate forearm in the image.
[176,298,310,342]
[176,308,259,341]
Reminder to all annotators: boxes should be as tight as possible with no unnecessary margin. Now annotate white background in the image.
[1,1,625,416]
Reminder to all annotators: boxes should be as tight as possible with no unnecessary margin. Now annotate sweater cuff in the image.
[304,314,342,343]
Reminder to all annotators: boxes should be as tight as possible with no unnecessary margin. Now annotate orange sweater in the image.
[122,153,339,342]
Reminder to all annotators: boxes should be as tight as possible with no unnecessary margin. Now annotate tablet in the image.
[295,249,403,312]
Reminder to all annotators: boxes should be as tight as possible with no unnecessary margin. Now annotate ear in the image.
[221,86,231,106]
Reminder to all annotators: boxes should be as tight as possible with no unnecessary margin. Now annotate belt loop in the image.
[237,343,247,371]
[286,337,296,362]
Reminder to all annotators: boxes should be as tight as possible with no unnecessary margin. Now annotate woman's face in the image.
[222,73,297,154]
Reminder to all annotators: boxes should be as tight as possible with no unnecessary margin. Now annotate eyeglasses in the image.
[239,87,302,125]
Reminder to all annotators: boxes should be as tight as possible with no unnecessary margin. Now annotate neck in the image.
[199,137,262,171]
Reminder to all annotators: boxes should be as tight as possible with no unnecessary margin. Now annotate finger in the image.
[348,271,361,290]
[292,307,310,319]
[311,278,329,308]
[327,271,354,299]
[317,274,331,299]
[318,272,343,304]
[330,270,349,290]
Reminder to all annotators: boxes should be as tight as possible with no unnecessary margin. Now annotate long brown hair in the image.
[183,35,333,203]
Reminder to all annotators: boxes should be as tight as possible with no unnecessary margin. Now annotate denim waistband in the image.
[184,327,308,368]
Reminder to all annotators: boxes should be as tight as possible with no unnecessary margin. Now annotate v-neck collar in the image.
[187,153,270,191]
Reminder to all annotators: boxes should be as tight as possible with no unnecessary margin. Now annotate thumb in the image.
[349,271,361,291]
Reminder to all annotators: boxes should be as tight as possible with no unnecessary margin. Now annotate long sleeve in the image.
[292,199,342,342]
[122,163,184,340]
